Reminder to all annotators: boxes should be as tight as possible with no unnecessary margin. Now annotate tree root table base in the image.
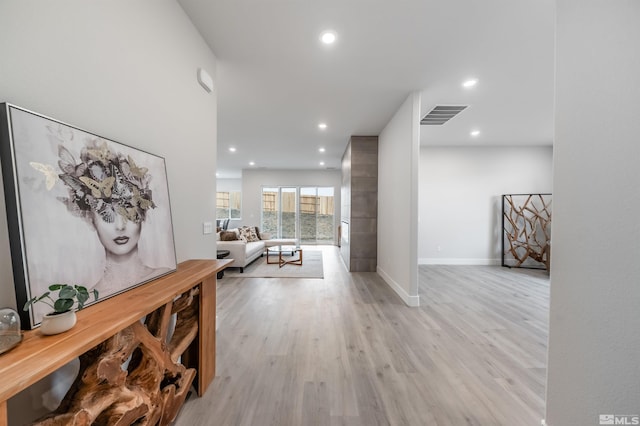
[0,259,232,426]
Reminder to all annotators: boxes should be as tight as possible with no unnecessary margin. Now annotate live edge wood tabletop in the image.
[0,258,231,426]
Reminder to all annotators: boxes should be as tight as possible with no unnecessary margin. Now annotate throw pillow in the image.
[237,226,250,240]
[253,226,262,240]
[220,231,238,241]
[246,226,260,242]
[239,226,260,242]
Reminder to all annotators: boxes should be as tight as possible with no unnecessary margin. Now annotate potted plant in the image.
[23,284,99,335]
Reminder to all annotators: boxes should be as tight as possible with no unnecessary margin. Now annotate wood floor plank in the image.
[178,248,549,425]
[302,381,331,426]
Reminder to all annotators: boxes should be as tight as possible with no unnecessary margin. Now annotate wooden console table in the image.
[0,258,231,426]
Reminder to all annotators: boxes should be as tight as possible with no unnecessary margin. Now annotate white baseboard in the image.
[418,258,501,266]
[377,267,420,307]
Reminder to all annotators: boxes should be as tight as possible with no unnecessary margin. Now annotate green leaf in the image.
[23,298,37,311]
[75,286,89,296]
[23,292,51,311]
[48,284,64,291]
[54,298,74,313]
[76,291,89,306]
[76,286,94,310]
[58,286,77,299]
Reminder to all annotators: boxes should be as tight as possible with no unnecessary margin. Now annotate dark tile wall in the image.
[340,136,378,271]
[340,143,351,269]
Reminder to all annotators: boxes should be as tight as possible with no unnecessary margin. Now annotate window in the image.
[261,187,290,238]
[261,186,334,243]
[300,187,334,244]
[216,191,241,220]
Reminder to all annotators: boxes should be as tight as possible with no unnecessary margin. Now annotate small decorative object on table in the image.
[0,307,22,354]
[23,284,98,335]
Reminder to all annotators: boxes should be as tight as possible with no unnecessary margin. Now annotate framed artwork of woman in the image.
[0,104,177,329]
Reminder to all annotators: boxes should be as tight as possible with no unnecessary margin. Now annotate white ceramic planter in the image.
[40,311,77,335]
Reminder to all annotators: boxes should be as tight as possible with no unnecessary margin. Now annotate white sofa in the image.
[216,230,296,272]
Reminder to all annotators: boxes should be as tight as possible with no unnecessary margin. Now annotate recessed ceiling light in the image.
[320,161,325,166]
[215,172,219,177]
[470,130,480,137]
[318,147,326,153]
[320,31,336,45]
[249,161,255,166]
[463,79,478,88]
[229,147,236,152]
[318,123,327,130]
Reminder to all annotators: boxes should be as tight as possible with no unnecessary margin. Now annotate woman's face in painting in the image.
[92,211,142,256]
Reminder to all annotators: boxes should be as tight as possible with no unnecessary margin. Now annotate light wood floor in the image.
[178,246,549,426]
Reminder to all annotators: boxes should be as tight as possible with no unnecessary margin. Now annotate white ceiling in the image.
[177,0,555,179]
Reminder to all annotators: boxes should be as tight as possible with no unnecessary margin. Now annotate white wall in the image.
[377,93,420,306]
[217,178,242,193]
[546,2,640,425]
[241,168,342,241]
[0,1,217,423]
[419,146,553,265]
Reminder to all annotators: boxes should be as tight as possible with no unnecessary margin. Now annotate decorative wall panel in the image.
[502,194,552,270]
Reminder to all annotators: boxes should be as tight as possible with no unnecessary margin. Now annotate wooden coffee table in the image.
[266,245,303,268]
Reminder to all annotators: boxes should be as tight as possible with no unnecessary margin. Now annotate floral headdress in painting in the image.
[58,139,155,224]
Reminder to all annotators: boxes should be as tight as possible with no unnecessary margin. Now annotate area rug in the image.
[223,250,324,279]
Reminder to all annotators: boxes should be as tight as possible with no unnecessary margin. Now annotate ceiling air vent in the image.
[421,105,468,125]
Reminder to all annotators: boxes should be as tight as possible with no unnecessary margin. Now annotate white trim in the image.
[408,92,421,299]
[377,266,420,307]
[418,258,501,266]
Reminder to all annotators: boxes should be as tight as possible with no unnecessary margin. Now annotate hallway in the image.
[179,247,549,425]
